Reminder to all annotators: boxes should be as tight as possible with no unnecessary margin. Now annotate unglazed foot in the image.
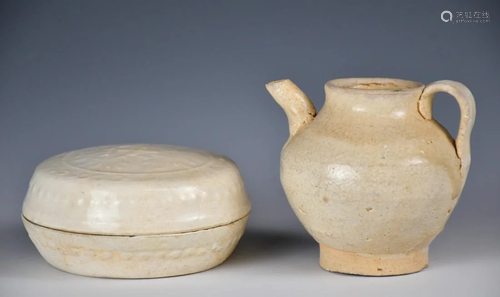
[319,244,429,276]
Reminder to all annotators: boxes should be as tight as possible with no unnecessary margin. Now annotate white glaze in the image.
[22,144,251,278]
[23,144,251,235]
[23,215,248,278]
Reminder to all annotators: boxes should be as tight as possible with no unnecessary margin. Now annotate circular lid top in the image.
[22,144,251,235]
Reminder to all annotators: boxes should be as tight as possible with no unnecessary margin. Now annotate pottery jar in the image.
[22,144,251,278]
[266,78,475,276]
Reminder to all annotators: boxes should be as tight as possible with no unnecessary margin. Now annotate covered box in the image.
[22,144,251,278]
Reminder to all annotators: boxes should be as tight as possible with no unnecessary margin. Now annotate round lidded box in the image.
[22,144,251,278]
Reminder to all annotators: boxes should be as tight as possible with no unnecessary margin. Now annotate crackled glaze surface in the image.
[266,78,475,276]
[22,144,251,235]
[23,215,248,278]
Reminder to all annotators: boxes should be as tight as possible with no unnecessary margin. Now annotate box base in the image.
[22,215,248,279]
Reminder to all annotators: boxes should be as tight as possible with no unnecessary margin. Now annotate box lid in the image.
[22,144,251,235]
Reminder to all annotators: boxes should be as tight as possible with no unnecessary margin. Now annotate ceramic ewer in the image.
[266,78,475,276]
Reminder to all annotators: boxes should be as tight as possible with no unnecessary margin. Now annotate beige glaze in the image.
[22,144,251,278]
[23,215,248,278]
[266,78,475,276]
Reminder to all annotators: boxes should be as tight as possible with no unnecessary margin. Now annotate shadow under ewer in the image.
[223,229,318,267]
[224,220,500,276]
